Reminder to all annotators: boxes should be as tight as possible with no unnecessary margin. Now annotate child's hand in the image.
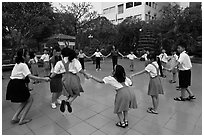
[44,77,50,82]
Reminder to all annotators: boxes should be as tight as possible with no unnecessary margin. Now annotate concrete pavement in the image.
[2,58,202,135]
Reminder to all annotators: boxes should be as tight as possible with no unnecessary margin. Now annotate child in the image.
[168,50,178,83]
[90,48,105,71]
[40,48,50,77]
[6,48,49,125]
[77,49,89,70]
[125,51,138,71]
[168,43,195,101]
[89,65,137,128]
[59,47,90,113]
[158,49,168,78]
[29,51,40,84]
[131,53,163,114]
[49,46,63,109]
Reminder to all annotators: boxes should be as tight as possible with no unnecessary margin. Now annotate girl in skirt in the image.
[49,46,63,109]
[89,65,137,128]
[6,49,49,125]
[60,48,90,113]
[40,48,50,77]
[29,51,40,84]
[131,53,163,114]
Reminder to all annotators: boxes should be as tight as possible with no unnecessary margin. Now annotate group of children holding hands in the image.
[6,42,195,128]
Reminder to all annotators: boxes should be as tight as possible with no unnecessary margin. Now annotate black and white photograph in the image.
[2,1,202,135]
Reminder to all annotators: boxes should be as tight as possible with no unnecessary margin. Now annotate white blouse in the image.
[93,52,102,57]
[54,58,82,74]
[40,54,49,62]
[145,61,159,78]
[127,54,137,60]
[103,76,132,90]
[10,63,31,79]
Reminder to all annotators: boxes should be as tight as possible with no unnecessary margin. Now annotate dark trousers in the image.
[112,57,118,70]
[96,57,101,69]
[79,58,85,70]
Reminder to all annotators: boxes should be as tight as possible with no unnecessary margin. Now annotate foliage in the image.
[2,2,54,50]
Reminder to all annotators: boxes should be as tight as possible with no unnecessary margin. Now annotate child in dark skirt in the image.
[59,48,90,113]
[6,49,49,125]
[49,46,63,109]
[131,53,163,114]
[89,65,137,128]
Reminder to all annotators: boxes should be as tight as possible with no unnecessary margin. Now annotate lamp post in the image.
[88,34,94,64]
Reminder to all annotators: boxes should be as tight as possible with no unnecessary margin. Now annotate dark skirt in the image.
[6,79,30,103]
[50,74,63,93]
[179,70,191,88]
[114,86,137,114]
[62,72,84,97]
[148,76,164,96]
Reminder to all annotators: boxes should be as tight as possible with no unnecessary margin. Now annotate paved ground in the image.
[2,58,202,135]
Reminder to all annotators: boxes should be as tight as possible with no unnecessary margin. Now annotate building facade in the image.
[101,2,170,24]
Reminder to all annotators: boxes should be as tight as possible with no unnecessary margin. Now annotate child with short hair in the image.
[89,65,137,128]
[49,46,63,109]
[40,48,50,77]
[29,51,39,84]
[131,53,163,114]
[125,51,138,71]
[168,50,178,83]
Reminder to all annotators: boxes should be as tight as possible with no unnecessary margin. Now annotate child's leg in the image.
[117,112,124,122]
[67,95,77,105]
[52,93,58,103]
[180,88,186,98]
[12,102,27,121]
[19,96,33,125]
[186,88,193,97]
[123,111,128,121]
[172,72,176,82]
[151,95,159,112]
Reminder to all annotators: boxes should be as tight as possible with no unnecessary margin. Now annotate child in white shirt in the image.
[89,65,137,128]
[125,51,138,71]
[131,53,163,114]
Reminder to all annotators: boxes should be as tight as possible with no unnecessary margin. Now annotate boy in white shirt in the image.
[125,51,138,71]
[168,43,195,101]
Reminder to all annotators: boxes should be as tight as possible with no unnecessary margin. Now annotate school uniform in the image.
[50,58,65,93]
[62,58,84,97]
[145,61,164,96]
[158,53,168,67]
[6,63,31,102]
[93,52,102,69]
[29,58,39,76]
[127,54,137,69]
[78,53,86,70]
[177,51,192,88]
[103,76,137,114]
[169,54,178,74]
[40,54,50,70]
[111,50,119,70]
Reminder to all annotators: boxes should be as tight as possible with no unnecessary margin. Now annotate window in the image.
[146,2,148,5]
[118,18,123,23]
[149,2,151,7]
[118,4,124,14]
[103,6,115,14]
[126,2,133,9]
[134,2,142,6]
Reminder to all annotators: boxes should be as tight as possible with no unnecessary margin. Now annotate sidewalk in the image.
[2,59,202,135]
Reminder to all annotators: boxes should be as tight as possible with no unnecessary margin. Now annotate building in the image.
[101,2,170,24]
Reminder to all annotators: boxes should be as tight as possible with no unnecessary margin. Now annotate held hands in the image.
[43,77,50,82]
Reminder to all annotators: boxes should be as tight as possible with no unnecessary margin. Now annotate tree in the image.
[58,2,98,48]
[2,2,54,50]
